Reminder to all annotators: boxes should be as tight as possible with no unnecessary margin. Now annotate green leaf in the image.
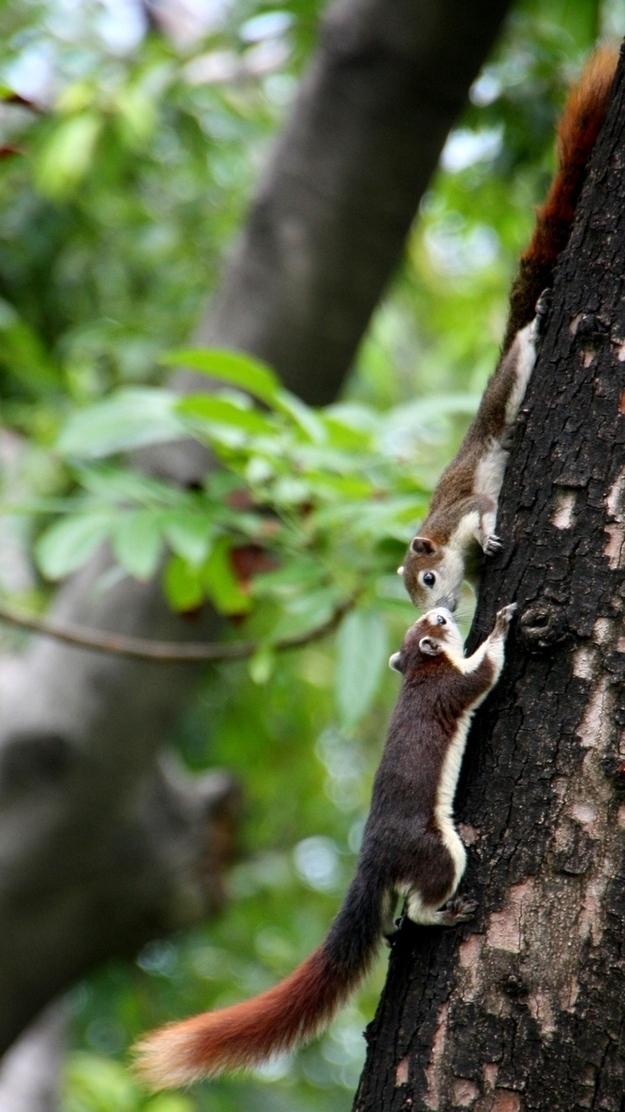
[36,513,114,579]
[270,587,339,642]
[248,647,275,684]
[380,394,480,440]
[112,510,163,580]
[75,466,182,507]
[334,609,389,727]
[304,470,374,498]
[272,476,311,506]
[58,389,184,458]
[163,555,204,612]
[144,1095,195,1112]
[64,1051,139,1112]
[0,297,60,391]
[163,511,214,567]
[115,84,157,148]
[274,390,326,442]
[160,349,280,406]
[35,112,102,198]
[322,407,375,449]
[311,496,427,541]
[202,537,252,616]
[176,394,277,437]
[251,557,326,599]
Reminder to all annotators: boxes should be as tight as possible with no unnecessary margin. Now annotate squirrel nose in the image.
[437,595,457,612]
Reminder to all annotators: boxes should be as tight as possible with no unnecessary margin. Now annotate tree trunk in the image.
[0,1003,67,1112]
[354,42,625,1112]
[0,0,515,1070]
[191,0,515,404]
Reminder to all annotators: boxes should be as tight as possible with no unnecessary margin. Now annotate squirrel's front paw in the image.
[483,534,502,555]
[535,287,552,328]
[494,603,517,632]
[437,895,477,926]
[383,915,405,946]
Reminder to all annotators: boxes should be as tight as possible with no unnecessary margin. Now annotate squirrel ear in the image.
[419,636,442,656]
[410,536,436,556]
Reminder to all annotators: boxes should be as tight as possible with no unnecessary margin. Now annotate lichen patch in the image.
[606,467,625,520]
[576,677,613,749]
[570,802,598,831]
[458,822,479,846]
[395,1057,409,1086]
[578,875,608,946]
[551,489,576,529]
[562,972,580,1010]
[613,337,625,362]
[592,617,613,644]
[423,1000,449,1111]
[486,879,533,953]
[453,1079,479,1106]
[482,1063,498,1089]
[527,988,555,1035]
[573,644,597,679]
[490,1091,521,1112]
[603,524,625,569]
[459,932,484,969]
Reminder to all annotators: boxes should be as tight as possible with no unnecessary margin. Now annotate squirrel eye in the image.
[420,571,436,588]
[436,614,446,625]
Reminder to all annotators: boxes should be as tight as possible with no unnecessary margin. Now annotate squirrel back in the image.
[503,45,618,349]
[402,47,619,613]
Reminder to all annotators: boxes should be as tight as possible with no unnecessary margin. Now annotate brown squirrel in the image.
[133,604,515,1087]
[401,47,618,612]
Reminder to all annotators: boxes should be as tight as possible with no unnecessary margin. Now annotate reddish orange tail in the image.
[133,947,347,1087]
[504,46,619,348]
[133,872,383,1088]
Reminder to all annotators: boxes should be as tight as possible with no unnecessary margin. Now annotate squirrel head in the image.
[398,536,463,613]
[389,607,464,675]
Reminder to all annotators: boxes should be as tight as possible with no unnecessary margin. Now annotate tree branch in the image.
[0,595,354,662]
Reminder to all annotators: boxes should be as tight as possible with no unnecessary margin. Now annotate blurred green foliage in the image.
[0,0,621,1107]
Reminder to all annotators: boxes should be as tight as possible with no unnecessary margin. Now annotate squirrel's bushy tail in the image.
[133,874,384,1088]
[504,45,618,348]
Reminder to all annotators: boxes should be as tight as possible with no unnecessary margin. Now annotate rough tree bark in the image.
[0,0,515,1085]
[354,42,625,1112]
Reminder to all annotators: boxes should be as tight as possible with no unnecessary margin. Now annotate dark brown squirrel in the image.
[133,603,515,1088]
[401,47,618,612]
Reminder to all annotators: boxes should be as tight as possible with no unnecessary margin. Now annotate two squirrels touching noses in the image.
[133,48,618,1089]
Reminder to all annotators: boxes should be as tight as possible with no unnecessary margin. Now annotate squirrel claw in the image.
[494,603,517,633]
[383,914,405,946]
[483,534,502,555]
[437,895,477,926]
[535,288,552,323]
